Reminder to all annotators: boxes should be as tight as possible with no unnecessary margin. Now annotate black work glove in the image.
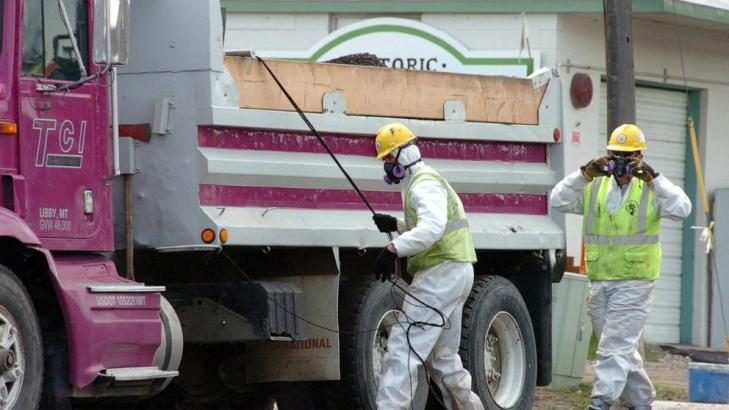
[629,160,659,182]
[373,213,398,233]
[374,247,397,282]
[580,156,610,181]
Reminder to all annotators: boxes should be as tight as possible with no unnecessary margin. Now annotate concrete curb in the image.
[653,400,729,409]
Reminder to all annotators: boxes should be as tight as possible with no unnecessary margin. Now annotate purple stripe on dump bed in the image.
[199,185,547,215]
[198,127,546,163]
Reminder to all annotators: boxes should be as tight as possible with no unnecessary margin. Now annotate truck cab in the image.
[0,1,181,407]
[2,0,112,250]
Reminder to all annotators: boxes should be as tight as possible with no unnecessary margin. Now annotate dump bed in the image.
[117,1,563,251]
[194,58,563,250]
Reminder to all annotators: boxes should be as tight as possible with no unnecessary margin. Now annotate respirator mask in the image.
[607,153,637,178]
[383,143,421,185]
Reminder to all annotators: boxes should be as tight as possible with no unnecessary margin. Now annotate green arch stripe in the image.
[308,24,533,74]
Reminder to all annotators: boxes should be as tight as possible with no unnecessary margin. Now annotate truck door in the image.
[18,0,111,249]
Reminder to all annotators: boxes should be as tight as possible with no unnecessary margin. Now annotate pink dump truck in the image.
[0,0,565,408]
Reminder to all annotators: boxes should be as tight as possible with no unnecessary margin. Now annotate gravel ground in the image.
[535,345,696,409]
[583,345,692,389]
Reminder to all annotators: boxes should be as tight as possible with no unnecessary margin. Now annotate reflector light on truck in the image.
[0,122,17,135]
[201,228,215,243]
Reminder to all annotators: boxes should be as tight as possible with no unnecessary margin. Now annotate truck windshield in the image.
[21,0,88,81]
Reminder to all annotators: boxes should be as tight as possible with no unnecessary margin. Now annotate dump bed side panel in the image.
[225,57,546,124]
[197,69,563,251]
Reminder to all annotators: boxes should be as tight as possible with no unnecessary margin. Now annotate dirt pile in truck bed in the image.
[324,53,386,67]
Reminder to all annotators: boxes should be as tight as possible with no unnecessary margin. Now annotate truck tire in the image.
[460,275,537,410]
[0,264,43,409]
[337,275,428,410]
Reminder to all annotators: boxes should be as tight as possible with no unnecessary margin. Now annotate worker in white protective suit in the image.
[550,124,691,410]
[371,123,484,410]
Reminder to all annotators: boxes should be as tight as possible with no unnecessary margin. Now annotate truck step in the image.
[87,284,165,293]
[100,367,178,381]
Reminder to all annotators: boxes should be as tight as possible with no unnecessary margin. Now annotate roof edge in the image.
[221,1,729,26]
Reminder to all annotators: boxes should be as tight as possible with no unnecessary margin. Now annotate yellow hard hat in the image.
[607,124,646,152]
[374,123,416,160]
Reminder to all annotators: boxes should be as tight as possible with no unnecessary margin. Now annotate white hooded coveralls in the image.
[550,170,691,407]
[375,145,484,410]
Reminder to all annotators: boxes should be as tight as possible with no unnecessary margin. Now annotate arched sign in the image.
[255,18,537,77]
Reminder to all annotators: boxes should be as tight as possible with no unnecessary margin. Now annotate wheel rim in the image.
[371,309,399,388]
[0,307,24,409]
[483,311,525,408]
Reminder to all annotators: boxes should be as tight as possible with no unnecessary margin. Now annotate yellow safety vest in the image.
[404,166,477,274]
[582,176,661,281]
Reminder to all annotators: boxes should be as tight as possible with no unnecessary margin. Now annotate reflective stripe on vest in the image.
[445,218,469,233]
[404,166,477,274]
[584,235,659,244]
[582,176,661,281]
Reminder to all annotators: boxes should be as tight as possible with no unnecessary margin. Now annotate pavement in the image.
[652,401,729,409]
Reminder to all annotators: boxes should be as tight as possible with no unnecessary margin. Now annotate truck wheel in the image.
[460,275,536,410]
[0,265,43,409]
[338,276,428,410]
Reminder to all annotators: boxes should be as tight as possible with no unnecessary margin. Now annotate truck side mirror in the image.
[93,0,130,66]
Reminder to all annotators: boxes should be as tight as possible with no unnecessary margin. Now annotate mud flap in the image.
[245,274,340,382]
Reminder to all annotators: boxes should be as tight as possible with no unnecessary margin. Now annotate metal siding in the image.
[710,190,729,348]
[599,85,688,344]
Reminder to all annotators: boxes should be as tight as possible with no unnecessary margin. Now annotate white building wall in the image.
[224,13,330,50]
[421,14,559,67]
[225,11,729,346]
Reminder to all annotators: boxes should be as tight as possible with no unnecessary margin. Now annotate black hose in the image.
[253,55,449,408]
[257,57,377,216]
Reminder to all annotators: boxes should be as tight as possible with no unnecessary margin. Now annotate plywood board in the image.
[224,57,546,125]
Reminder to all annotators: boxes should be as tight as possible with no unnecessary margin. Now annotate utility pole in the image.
[603,0,636,137]
[603,0,647,358]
